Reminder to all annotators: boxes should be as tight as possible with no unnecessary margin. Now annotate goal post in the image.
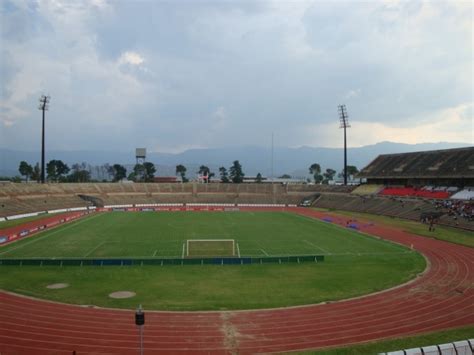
[186,239,235,257]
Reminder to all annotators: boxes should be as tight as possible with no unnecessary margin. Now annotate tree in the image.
[11,176,22,183]
[132,164,145,182]
[143,162,156,182]
[309,163,321,175]
[68,163,91,182]
[127,172,136,182]
[31,163,41,182]
[279,174,291,179]
[322,168,336,184]
[346,165,359,177]
[309,163,323,184]
[198,165,215,183]
[130,163,156,182]
[18,161,33,181]
[106,165,115,180]
[219,167,229,183]
[46,160,70,182]
[99,163,111,181]
[175,164,188,183]
[256,173,263,183]
[339,165,359,180]
[229,160,244,183]
[109,164,127,182]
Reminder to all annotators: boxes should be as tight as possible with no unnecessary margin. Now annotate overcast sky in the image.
[0,0,472,153]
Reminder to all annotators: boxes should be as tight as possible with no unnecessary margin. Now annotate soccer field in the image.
[0,211,409,259]
[0,211,425,310]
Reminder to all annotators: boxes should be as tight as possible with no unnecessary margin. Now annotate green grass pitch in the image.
[0,211,410,258]
[0,211,425,310]
[186,239,236,257]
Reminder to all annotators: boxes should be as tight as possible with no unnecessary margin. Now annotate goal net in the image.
[186,239,236,257]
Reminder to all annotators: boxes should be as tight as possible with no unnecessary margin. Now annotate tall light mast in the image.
[38,95,50,184]
[338,105,350,186]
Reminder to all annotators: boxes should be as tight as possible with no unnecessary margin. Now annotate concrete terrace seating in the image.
[314,193,473,231]
[287,184,356,193]
[314,193,434,220]
[352,184,384,195]
[0,195,91,217]
[1,182,341,217]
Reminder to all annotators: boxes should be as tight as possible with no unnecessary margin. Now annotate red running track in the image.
[0,208,473,354]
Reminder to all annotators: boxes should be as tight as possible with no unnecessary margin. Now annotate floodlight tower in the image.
[38,95,50,184]
[338,105,350,186]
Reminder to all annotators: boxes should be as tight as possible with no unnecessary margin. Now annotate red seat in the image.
[380,187,450,199]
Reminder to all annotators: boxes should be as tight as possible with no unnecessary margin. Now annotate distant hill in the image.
[0,141,470,179]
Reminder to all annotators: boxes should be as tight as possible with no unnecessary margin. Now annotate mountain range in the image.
[0,141,470,179]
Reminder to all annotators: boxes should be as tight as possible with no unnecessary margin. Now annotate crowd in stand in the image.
[435,200,474,222]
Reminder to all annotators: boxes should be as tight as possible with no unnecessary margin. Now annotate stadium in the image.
[0,147,473,354]
[1,1,473,354]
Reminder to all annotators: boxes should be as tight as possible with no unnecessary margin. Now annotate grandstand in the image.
[2,147,473,230]
[0,194,91,217]
[0,182,355,218]
[311,147,474,230]
[358,146,474,186]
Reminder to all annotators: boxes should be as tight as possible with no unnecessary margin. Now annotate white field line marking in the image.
[0,213,103,256]
[293,212,405,252]
[182,243,185,259]
[354,251,412,256]
[292,213,383,251]
[260,248,269,256]
[84,241,107,257]
[152,249,158,257]
[303,240,331,254]
[236,243,241,257]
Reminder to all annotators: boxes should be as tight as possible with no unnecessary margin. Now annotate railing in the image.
[379,338,473,355]
[0,255,324,267]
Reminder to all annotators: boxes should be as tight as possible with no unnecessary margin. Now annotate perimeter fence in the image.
[0,255,324,267]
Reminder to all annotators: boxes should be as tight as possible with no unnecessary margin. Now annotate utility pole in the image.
[271,132,274,183]
[338,105,350,186]
[38,95,50,184]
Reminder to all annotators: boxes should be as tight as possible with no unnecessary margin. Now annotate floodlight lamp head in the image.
[338,104,350,129]
[339,117,350,128]
[38,95,51,110]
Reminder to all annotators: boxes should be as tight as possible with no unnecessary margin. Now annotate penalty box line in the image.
[83,241,107,257]
[303,240,331,255]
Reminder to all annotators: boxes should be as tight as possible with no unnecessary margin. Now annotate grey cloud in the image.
[0,0,472,153]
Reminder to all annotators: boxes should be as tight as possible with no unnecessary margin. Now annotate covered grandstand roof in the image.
[358,146,474,179]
